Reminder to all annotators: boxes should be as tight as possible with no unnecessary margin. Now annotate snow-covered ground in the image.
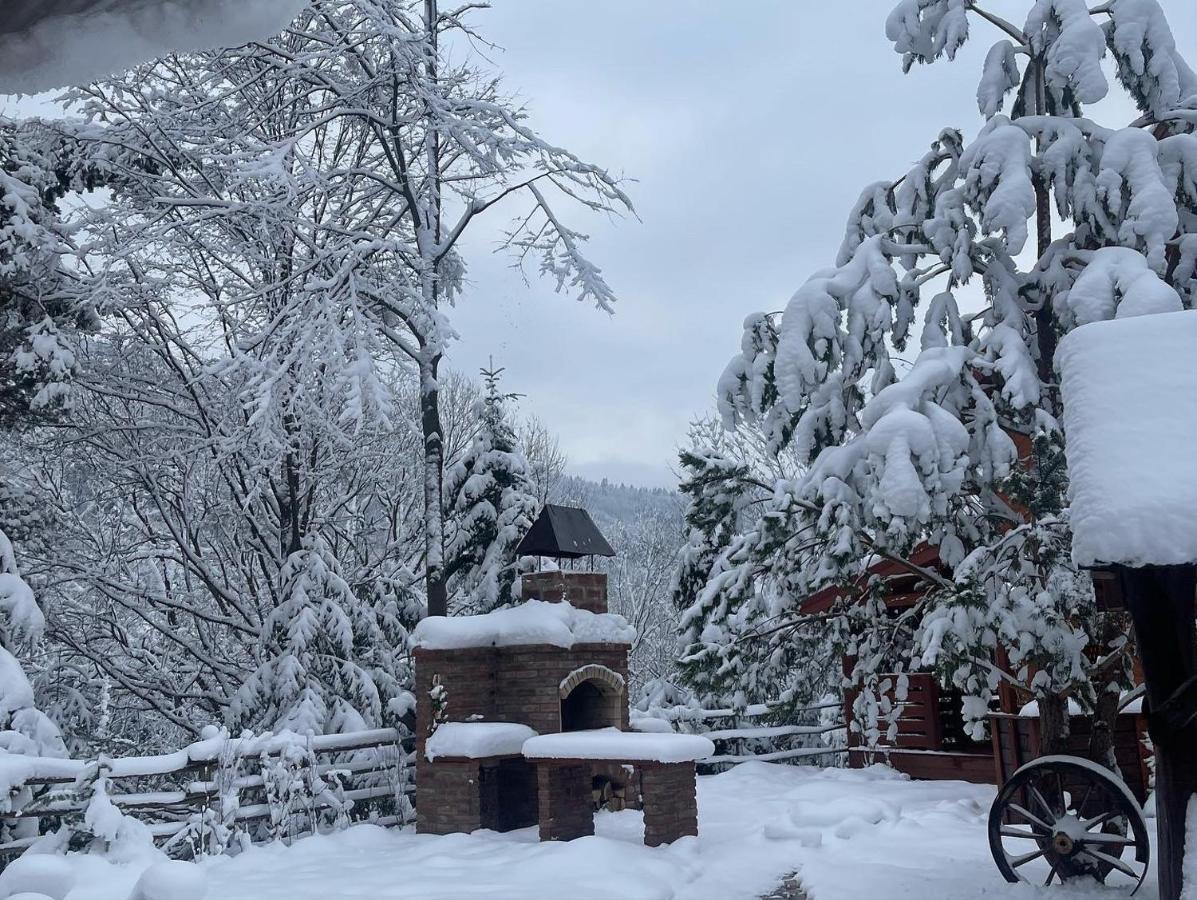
[31,762,1158,899]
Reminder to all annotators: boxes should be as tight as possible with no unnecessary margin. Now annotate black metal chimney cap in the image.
[515,504,615,560]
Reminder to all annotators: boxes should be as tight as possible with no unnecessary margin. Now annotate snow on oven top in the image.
[424,722,539,761]
[1058,309,1197,568]
[411,599,635,651]
[521,728,714,764]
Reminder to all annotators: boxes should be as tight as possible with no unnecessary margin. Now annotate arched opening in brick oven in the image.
[560,679,620,732]
[558,665,631,810]
[559,663,625,733]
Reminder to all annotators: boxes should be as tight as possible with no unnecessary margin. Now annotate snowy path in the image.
[57,762,1157,899]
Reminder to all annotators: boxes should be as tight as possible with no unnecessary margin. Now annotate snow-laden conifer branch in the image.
[680,0,1197,749]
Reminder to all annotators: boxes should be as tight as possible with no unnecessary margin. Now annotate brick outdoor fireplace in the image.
[411,506,712,845]
[413,571,633,828]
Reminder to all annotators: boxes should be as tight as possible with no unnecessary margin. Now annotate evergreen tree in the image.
[1,118,117,427]
[231,534,415,736]
[700,0,1197,755]
[443,367,539,613]
[672,449,752,707]
[0,528,65,758]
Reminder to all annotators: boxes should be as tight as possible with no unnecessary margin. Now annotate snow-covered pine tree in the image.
[443,367,538,614]
[0,528,66,759]
[671,415,841,715]
[671,449,752,708]
[0,118,110,427]
[706,0,1197,757]
[231,533,413,736]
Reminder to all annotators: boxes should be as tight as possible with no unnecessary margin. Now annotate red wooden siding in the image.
[845,672,996,784]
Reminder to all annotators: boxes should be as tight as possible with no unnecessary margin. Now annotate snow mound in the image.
[629,715,674,734]
[425,723,537,761]
[0,854,74,899]
[1058,309,1197,567]
[129,861,207,900]
[522,727,714,763]
[0,0,307,94]
[411,600,635,650]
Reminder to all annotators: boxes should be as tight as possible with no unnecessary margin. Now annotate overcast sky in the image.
[447,0,1197,488]
[6,2,1197,489]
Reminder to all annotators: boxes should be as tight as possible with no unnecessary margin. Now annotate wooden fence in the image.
[640,701,848,771]
[0,728,413,861]
[0,705,846,863]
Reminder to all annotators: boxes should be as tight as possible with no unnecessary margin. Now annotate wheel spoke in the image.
[1044,862,1057,886]
[1083,848,1140,880]
[1078,781,1096,817]
[1028,785,1059,820]
[1008,803,1053,832]
[999,826,1040,840]
[1081,810,1117,831]
[1010,848,1046,868]
[1081,831,1136,848]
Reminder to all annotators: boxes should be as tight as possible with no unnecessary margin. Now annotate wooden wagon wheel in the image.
[988,755,1150,892]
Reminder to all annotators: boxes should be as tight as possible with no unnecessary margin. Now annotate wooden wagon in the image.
[989,708,1151,805]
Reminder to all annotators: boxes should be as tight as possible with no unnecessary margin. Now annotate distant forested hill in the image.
[549,475,684,688]
[552,475,681,533]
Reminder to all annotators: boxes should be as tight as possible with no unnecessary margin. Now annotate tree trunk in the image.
[1085,684,1122,794]
[1030,56,1059,392]
[418,0,447,619]
[1037,691,1070,756]
[1086,613,1127,774]
[421,353,448,617]
[1033,173,1058,389]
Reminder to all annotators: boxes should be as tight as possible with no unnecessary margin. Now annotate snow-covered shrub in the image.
[0,530,67,848]
[76,763,154,863]
[231,535,412,738]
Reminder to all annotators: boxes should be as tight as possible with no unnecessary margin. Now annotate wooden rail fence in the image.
[639,700,848,771]
[0,728,414,861]
[0,705,848,863]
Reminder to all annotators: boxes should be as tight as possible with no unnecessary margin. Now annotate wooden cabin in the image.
[803,545,1002,783]
[804,544,1152,792]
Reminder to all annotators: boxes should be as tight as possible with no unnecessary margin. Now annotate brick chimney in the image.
[521,571,608,614]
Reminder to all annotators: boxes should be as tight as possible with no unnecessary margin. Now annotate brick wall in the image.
[640,763,698,846]
[520,571,609,614]
[536,763,594,841]
[495,645,630,734]
[415,758,483,834]
[413,646,499,753]
[415,643,631,745]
